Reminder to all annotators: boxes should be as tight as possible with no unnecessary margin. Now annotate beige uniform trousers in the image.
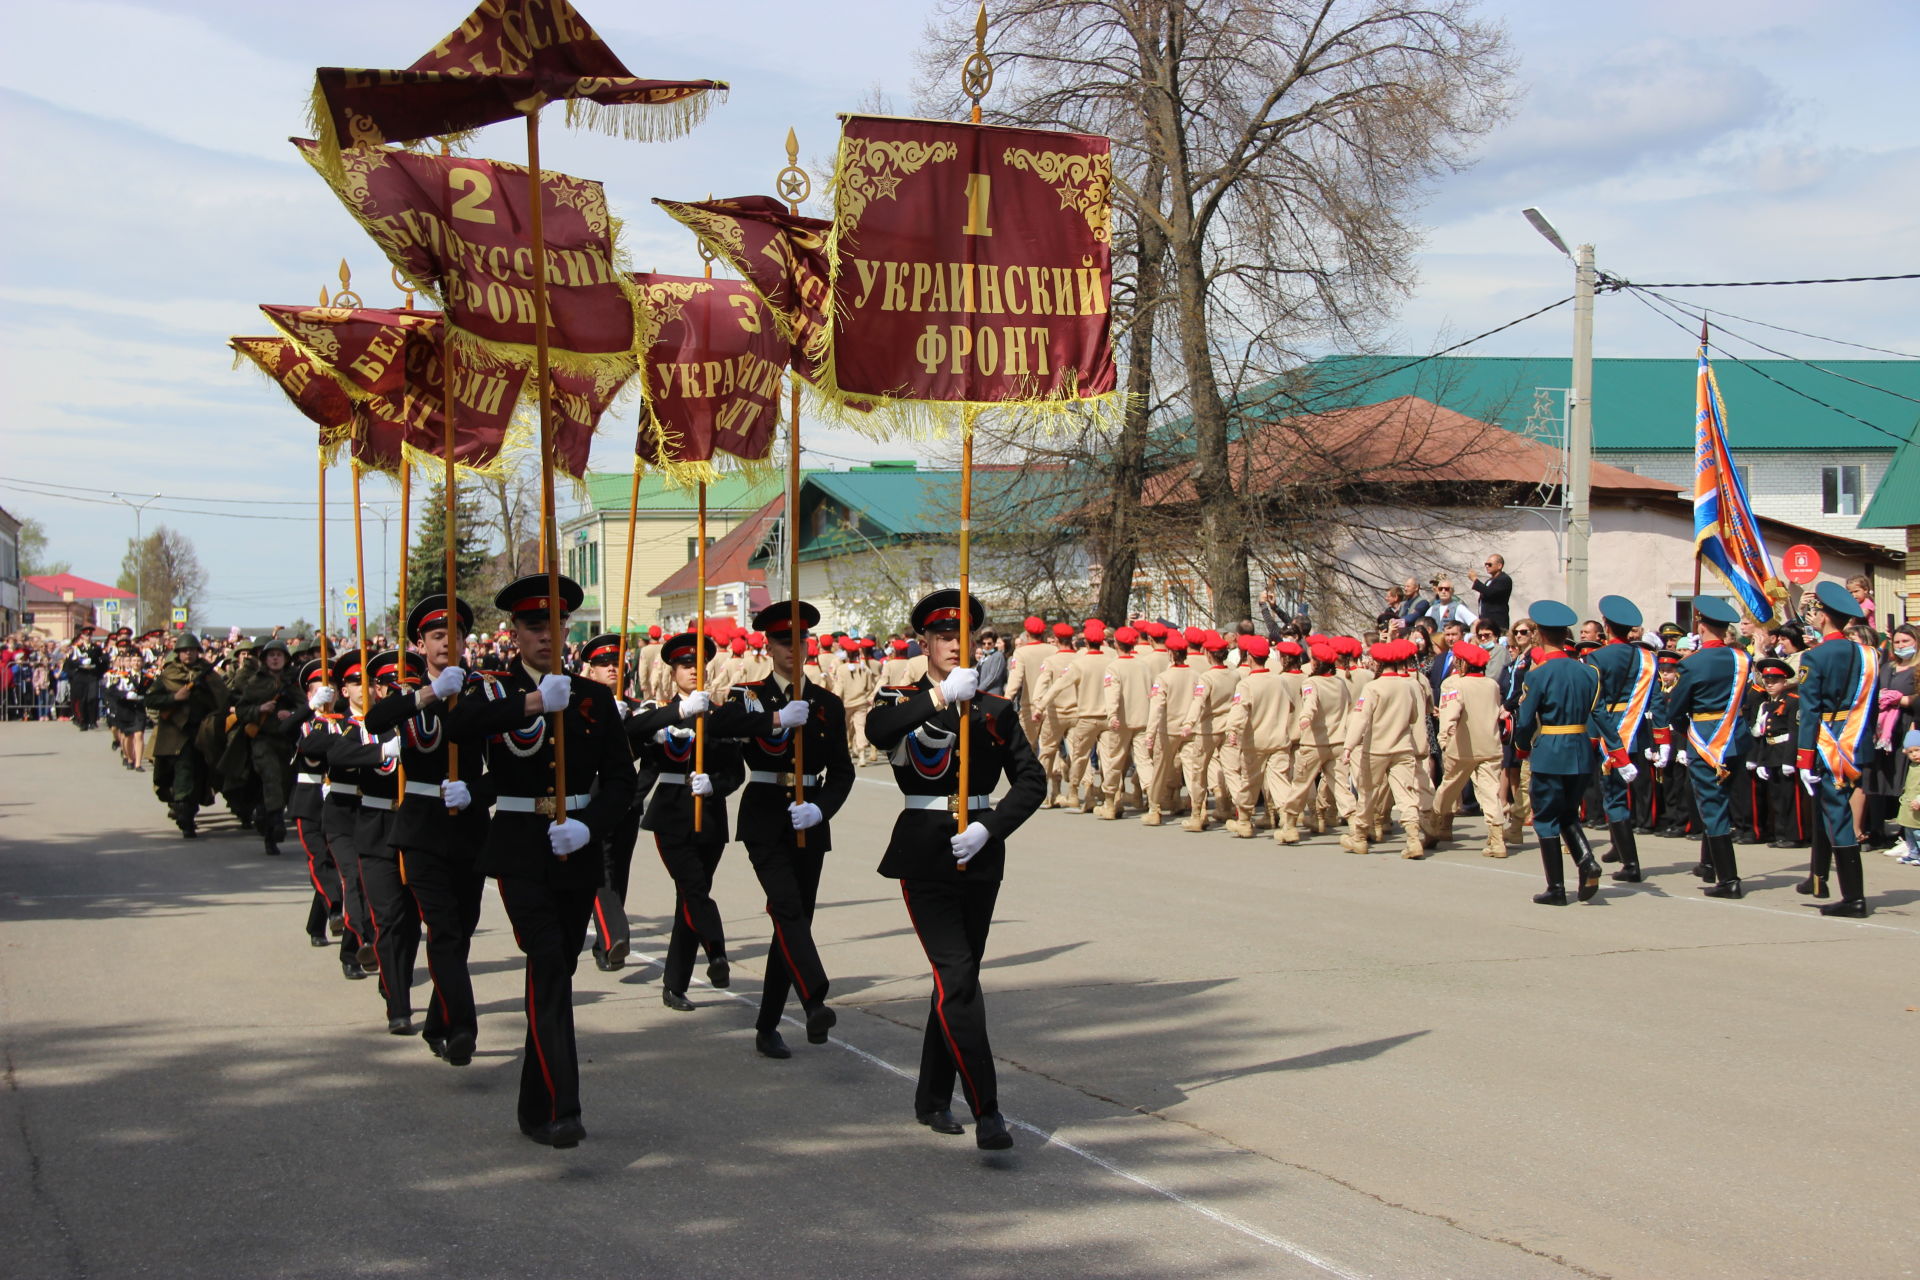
[1179,733,1223,815]
[1066,717,1104,796]
[1285,745,1358,822]
[1360,751,1426,832]
[1038,707,1070,784]
[1232,745,1293,819]
[1436,753,1506,830]
[1099,725,1152,804]
[846,705,872,763]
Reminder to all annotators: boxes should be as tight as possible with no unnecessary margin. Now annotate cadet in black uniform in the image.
[1752,657,1809,848]
[287,659,342,952]
[442,575,634,1148]
[576,632,645,972]
[365,595,490,1065]
[314,652,382,980]
[65,625,105,731]
[707,601,856,1060]
[628,630,744,1009]
[865,590,1046,1150]
[355,649,428,1035]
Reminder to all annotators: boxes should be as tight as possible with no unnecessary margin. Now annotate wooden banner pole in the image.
[317,455,331,675]
[351,460,371,716]
[526,109,571,840]
[780,128,809,846]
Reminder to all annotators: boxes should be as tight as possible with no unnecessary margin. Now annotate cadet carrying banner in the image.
[631,272,786,484]
[294,139,644,378]
[824,115,1116,416]
[309,0,725,172]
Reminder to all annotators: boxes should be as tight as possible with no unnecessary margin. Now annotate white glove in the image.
[788,801,822,830]
[1780,764,1796,777]
[689,772,713,797]
[1756,766,1771,781]
[774,700,810,730]
[538,674,571,712]
[1643,748,1656,761]
[430,666,465,698]
[549,818,591,856]
[1744,760,1757,771]
[379,736,402,761]
[951,821,991,865]
[1616,763,1638,785]
[309,684,336,711]
[1654,744,1671,768]
[1676,750,1689,766]
[1751,711,1768,737]
[1800,770,1817,796]
[939,666,979,704]
[678,689,711,719]
[440,779,472,811]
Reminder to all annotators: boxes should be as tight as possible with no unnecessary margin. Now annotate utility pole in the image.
[1567,243,1595,612]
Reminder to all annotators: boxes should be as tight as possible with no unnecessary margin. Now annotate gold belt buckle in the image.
[535,795,558,818]
[947,794,964,820]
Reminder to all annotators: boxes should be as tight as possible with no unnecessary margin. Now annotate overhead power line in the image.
[1636,289,1920,407]
[1603,271,1920,289]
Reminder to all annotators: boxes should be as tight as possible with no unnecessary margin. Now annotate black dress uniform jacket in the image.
[632,694,746,842]
[708,673,856,845]
[364,687,492,855]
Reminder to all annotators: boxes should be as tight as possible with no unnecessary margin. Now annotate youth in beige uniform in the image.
[1433,640,1509,855]
[880,642,915,687]
[1221,637,1294,837]
[1344,640,1431,857]
[1176,635,1240,832]
[1061,621,1113,811]
[1096,626,1157,818]
[1003,618,1054,750]
[1280,642,1356,842]
[1035,625,1081,807]
[1140,639,1192,824]
[836,642,881,765]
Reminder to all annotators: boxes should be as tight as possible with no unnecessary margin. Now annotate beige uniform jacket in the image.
[1346,673,1428,758]
[1438,671,1503,760]
[1005,640,1053,708]
[1038,646,1081,718]
[836,659,879,710]
[1176,664,1240,736]
[1296,673,1353,748]
[1100,652,1157,731]
[1066,649,1111,720]
[1225,667,1295,751]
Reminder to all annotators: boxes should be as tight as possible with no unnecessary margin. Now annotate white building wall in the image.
[1601,449,1899,550]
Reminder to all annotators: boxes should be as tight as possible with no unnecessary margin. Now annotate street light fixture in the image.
[110,493,161,630]
[1521,207,1594,611]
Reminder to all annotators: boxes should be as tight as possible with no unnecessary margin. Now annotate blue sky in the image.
[2,0,1915,627]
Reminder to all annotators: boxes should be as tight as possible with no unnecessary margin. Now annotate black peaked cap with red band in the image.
[330,651,366,685]
[492,573,584,620]
[751,599,820,637]
[407,593,476,642]
[368,649,427,687]
[661,630,718,666]
[580,633,625,664]
[911,588,986,635]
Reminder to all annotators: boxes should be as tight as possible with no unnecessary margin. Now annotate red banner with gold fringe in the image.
[631,272,785,481]
[229,336,359,439]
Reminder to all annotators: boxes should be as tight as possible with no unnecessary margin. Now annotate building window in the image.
[589,542,599,586]
[1821,465,1861,516]
[686,536,714,562]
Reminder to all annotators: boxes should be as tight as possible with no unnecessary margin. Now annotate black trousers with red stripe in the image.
[656,832,726,995]
[296,817,339,945]
[357,839,421,1024]
[404,847,485,1045]
[591,808,641,963]
[901,877,1001,1120]
[496,875,595,1128]
[744,837,828,1032]
[1768,774,1809,844]
[319,798,371,960]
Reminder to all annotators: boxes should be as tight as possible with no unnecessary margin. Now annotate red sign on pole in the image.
[1782,544,1821,585]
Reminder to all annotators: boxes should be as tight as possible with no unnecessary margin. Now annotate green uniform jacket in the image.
[142,658,228,758]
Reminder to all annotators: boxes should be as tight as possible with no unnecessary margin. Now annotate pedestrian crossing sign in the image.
[170,606,188,627]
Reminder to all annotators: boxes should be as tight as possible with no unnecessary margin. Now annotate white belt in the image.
[361,796,394,810]
[655,773,688,785]
[328,782,360,796]
[496,793,592,814]
[903,794,992,811]
[748,770,824,787]
[296,772,325,786]
[404,781,442,797]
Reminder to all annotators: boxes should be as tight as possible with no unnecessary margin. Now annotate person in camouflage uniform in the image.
[224,637,304,855]
[143,633,229,838]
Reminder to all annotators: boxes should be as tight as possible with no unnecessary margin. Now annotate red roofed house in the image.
[23,574,139,640]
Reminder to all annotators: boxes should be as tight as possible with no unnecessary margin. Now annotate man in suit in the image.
[1662,597,1754,899]
[865,590,1046,1151]
[708,600,856,1059]
[1793,580,1880,917]
[1513,601,1632,905]
[1469,555,1513,633]
[443,575,635,1148]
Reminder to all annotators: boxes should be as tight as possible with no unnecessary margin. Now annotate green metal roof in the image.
[1293,356,1920,452]
[1859,422,1920,528]
[580,470,790,513]
[744,466,1081,565]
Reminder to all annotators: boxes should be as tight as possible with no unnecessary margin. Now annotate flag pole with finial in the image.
[692,223,720,832]
[954,2,993,868]
[332,262,373,721]
[777,128,812,846]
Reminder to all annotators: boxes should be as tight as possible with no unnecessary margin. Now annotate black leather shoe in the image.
[1692,861,1715,882]
[917,1108,965,1135]
[356,943,378,968]
[1794,875,1830,898]
[341,959,368,981]
[974,1112,1013,1150]
[387,1016,415,1035]
[328,912,344,938]
[1819,898,1869,918]
[605,939,628,969]
[755,1030,792,1059]
[662,989,696,1012]
[1610,866,1643,883]
[425,1035,448,1059]
[444,1031,475,1067]
[262,840,281,857]
[1768,839,1803,849]
[592,950,616,972]
[308,934,330,948]
[706,956,731,989]
[1533,887,1568,905]
[1702,879,1743,899]
[804,1002,837,1044]
[522,1117,586,1148]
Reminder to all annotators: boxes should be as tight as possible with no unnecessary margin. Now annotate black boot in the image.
[1608,821,1643,882]
[1796,822,1833,898]
[1533,835,1568,905]
[1819,845,1869,917]
[1564,824,1603,902]
[1692,838,1715,881]
[1703,834,1743,898]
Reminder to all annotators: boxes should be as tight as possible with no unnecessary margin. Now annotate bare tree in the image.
[474,450,540,584]
[917,0,1514,623]
[117,526,208,622]
[17,517,72,577]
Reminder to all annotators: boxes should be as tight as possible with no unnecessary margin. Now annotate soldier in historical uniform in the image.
[627,629,744,1010]
[866,590,1045,1150]
[1585,596,1658,882]
[1662,597,1753,898]
[706,600,856,1059]
[142,633,228,837]
[365,595,490,1062]
[1793,581,1880,917]
[440,575,635,1146]
[223,637,304,856]
[1513,601,1632,905]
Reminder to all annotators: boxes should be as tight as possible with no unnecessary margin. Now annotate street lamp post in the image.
[361,502,391,642]
[111,493,161,631]
[1522,208,1594,612]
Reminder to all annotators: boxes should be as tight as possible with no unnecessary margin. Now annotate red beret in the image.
[647,624,662,639]
[1167,634,1189,652]
[729,638,747,655]
[1452,641,1489,667]
[1201,630,1226,650]
[805,637,820,656]
[749,631,765,647]
[893,638,911,654]
[1083,619,1106,643]
[1309,642,1338,665]
[1276,640,1303,658]
[1052,622,1075,641]
[1240,635,1270,659]
[1306,633,1328,646]
[1115,626,1140,645]
[839,637,858,652]
[1143,621,1167,639]
[1338,636,1364,658]
[1369,641,1398,664]
[860,636,875,649]
[1182,625,1206,647]
[1024,615,1046,635]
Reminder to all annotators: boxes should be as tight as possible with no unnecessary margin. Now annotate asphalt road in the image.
[2,721,1916,1279]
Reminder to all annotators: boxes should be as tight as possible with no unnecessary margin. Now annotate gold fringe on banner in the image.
[563,89,725,144]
